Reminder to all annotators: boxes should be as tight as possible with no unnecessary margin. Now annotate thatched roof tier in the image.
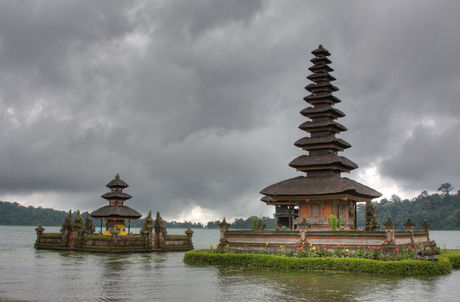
[311,45,331,57]
[294,135,351,150]
[90,205,142,219]
[299,120,347,133]
[307,72,336,82]
[305,82,339,93]
[289,154,358,172]
[106,174,129,188]
[260,175,381,200]
[101,192,132,200]
[303,93,341,105]
[300,105,345,119]
[308,64,334,73]
[310,56,332,65]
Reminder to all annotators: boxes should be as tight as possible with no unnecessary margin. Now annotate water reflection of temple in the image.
[90,174,142,235]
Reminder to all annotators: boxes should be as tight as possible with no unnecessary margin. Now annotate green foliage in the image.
[184,249,453,275]
[249,215,266,230]
[356,186,460,230]
[327,215,343,231]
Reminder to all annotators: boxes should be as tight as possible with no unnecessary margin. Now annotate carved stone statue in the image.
[60,210,74,245]
[84,212,96,235]
[365,201,380,231]
[416,240,438,257]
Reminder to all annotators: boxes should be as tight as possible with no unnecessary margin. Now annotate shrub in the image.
[184,249,454,275]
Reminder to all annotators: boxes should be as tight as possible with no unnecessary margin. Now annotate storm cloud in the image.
[1,1,460,222]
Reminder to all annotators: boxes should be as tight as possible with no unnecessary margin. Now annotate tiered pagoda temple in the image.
[90,174,142,234]
[35,174,194,252]
[260,45,382,230]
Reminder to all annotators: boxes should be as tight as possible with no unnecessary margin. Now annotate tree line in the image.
[1,183,459,230]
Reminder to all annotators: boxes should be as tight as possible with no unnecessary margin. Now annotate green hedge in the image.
[183,249,454,275]
[440,250,460,269]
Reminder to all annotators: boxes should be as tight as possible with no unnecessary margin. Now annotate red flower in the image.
[324,248,327,251]
[337,244,340,248]
[357,246,360,248]
[396,248,400,252]
[372,246,376,250]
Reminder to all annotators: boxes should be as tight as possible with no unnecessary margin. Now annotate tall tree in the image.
[438,183,453,196]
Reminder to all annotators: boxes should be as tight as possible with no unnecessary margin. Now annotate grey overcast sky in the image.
[1,0,460,223]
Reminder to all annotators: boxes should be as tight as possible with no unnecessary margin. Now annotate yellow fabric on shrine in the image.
[103,231,112,236]
[116,224,125,230]
[119,231,128,236]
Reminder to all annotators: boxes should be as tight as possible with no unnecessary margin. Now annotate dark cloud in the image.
[1,1,460,222]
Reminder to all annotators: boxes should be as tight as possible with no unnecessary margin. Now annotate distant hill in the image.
[0,201,72,226]
[2,184,459,230]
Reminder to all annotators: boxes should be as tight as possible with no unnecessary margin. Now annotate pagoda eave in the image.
[262,193,375,204]
[260,176,382,200]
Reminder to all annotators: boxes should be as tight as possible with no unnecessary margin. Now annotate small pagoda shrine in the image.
[260,45,382,230]
[90,174,142,235]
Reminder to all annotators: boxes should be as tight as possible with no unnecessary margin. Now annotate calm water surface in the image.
[0,226,459,302]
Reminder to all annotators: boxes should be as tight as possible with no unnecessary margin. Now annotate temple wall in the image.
[323,200,332,217]
[219,230,430,254]
[35,232,193,252]
[299,201,308,220]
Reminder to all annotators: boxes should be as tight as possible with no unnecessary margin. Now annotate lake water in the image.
[0,226,459,302]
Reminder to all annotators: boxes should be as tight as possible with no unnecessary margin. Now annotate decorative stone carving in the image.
[421,219,431,232]
[365,201,380,231]
[60,210,74,246]
[383,215,397,244]
[416,240,438,257]
[307,200,326,224]
[35,223,45,242]
[84,212,96,235]
[403,217,415,231]
[218,218,231,242]
[297,218,311,241]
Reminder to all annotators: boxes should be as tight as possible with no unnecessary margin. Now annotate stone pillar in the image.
[185,226,194,248]
[218,218,231,242]
[110,228,120,245]
[383,215,396,245]
[35,224,45,247]
[403,217,415,243]
[421,219,431,240]
[297,218,311,241]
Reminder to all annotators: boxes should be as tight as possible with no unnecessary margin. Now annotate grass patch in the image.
[184,249,455,275]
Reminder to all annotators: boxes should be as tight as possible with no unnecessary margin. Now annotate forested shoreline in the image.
[1,183,459,230]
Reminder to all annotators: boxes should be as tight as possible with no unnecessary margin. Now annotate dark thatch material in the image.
[308,64,334,73]
[300,105,345,118]
[101,192,132,200]
[299,120,347,132]
[260,195,273,203]
[307,72,336,82]
[106,177,129,188]
[303,93,341,104]
[90,205,142,219]
[289,154,358,171]
[305,82,339,93]
[311,45,331,56]
[260,175,382,199]
[294,135,351,150]
[310,56,332,65]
